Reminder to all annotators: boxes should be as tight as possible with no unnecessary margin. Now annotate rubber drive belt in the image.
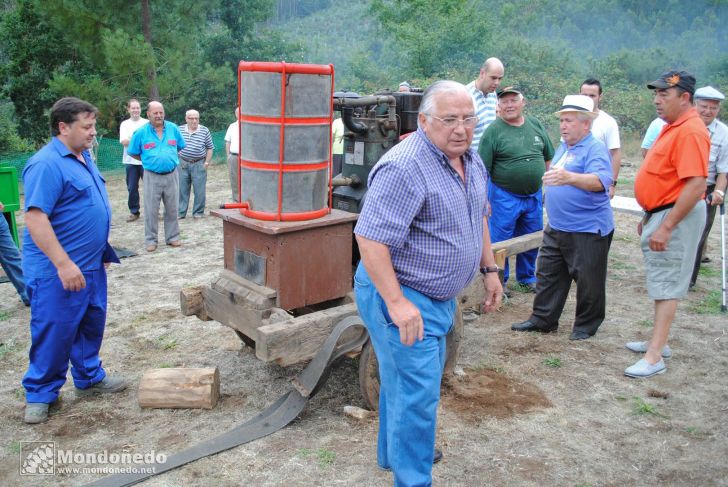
[87,315,368,487]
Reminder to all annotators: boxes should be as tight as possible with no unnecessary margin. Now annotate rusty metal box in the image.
[211,209,358,310]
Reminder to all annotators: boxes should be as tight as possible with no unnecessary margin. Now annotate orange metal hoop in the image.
[237,61,334,221]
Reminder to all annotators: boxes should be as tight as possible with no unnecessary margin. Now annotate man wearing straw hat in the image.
[625,70,709,378]
[511,95,614,341]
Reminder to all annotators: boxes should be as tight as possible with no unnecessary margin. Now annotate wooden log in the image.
[180,286,210,320]
[138,368,220,409]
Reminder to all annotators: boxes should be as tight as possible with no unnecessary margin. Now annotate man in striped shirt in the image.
[467,57,504,152]
[178,110,214,219]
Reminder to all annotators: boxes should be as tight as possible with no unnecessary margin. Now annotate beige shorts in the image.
[641,200,706,300]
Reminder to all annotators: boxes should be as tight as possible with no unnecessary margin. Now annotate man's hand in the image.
[0,201,4,211]
[649,224,672,251]
[542,167,571,186]
[637,220,643,236]
[482,273,503,313]
[608,185,616,199]
[58,261,86,291]
[385,296,424,346]
[709,191,724,206]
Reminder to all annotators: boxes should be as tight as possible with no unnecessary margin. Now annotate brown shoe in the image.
[146,244,157,252]
[126,213,140,222]
[168,240,182,247]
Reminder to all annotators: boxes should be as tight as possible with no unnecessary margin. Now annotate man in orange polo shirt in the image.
[626,70,709,378]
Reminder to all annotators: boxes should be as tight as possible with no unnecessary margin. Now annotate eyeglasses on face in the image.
[428,115,478,128]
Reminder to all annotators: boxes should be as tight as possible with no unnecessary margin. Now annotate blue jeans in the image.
[22,268,108,403]
[125,164,144,215]
[354,263,455,487]
[488,183,543,284]
[178,158,207,217]
[0,213,28,305]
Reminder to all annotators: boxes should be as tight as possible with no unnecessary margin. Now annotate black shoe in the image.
[434,448,443,464]
[569,331,591,341]
[511,320,557,333]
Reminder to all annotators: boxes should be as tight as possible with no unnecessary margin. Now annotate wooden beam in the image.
[138,368,219,409]
[255,303,360,366]
[491,231,543,258]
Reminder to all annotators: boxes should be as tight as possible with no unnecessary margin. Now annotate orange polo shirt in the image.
[635,107,709,211]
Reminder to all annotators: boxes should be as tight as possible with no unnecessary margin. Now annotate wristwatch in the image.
[480,265,500,275]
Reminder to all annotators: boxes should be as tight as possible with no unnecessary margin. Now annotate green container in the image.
[0,165,20,247]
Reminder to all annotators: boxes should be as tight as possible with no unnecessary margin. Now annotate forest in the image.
[1,0,727,154]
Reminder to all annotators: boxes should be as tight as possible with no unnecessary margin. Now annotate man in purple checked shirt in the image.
[354,80,502,487]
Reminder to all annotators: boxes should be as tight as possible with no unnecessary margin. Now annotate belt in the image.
[148,168,176,175]
[180,156,205,163]
[644,202,675,215]
[229,152,238,156]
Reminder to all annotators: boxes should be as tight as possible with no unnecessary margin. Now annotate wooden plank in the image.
[611,195,644,216]
[212,271,277,310]
[255,302,360,366]
[218,269,276,299]
[491,231,543,257]
[138,368,219,409]
[202,286,271,341]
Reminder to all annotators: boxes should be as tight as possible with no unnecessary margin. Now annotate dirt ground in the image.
[1,156,727,487]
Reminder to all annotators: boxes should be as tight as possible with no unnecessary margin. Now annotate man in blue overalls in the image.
[355,81,502,487]
[22,97,123,424]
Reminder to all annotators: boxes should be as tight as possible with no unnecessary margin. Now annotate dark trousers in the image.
[690,185,717,286]
[529,225,613,335]
[125,164,144,215]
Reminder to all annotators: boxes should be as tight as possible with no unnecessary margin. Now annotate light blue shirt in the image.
[545,133,614,236]
[641,117,667,150]
[127,121,186,173]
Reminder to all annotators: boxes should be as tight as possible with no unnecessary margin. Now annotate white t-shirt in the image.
[224,121,240,155]
[591,110,620,150]
[119,117,149,165]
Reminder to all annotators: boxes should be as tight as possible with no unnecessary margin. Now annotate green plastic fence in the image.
[0,131,228,180]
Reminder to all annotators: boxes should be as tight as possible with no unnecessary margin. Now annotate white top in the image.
[224,121,240,155]
[590,110,620,150]
[119,117,149,165]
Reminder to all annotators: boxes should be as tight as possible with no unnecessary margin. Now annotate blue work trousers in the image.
[354,264,455,487]
[178,158,207,217]
[22,268,108,404]
[488,183,543,284]
[125,164,144,215]
[0,213,28,304]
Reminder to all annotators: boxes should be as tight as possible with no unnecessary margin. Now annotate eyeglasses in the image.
[428,115,478,128]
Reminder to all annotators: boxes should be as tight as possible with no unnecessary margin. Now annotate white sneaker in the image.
[625,341,672,358]
[624,358,666,378]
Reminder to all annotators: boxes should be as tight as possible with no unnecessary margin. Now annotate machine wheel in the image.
[358,302,465,411]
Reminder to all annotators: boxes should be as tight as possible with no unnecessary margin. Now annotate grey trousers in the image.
[178,158,207,217]
[227,153,239,202]
[143,169,180,245]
